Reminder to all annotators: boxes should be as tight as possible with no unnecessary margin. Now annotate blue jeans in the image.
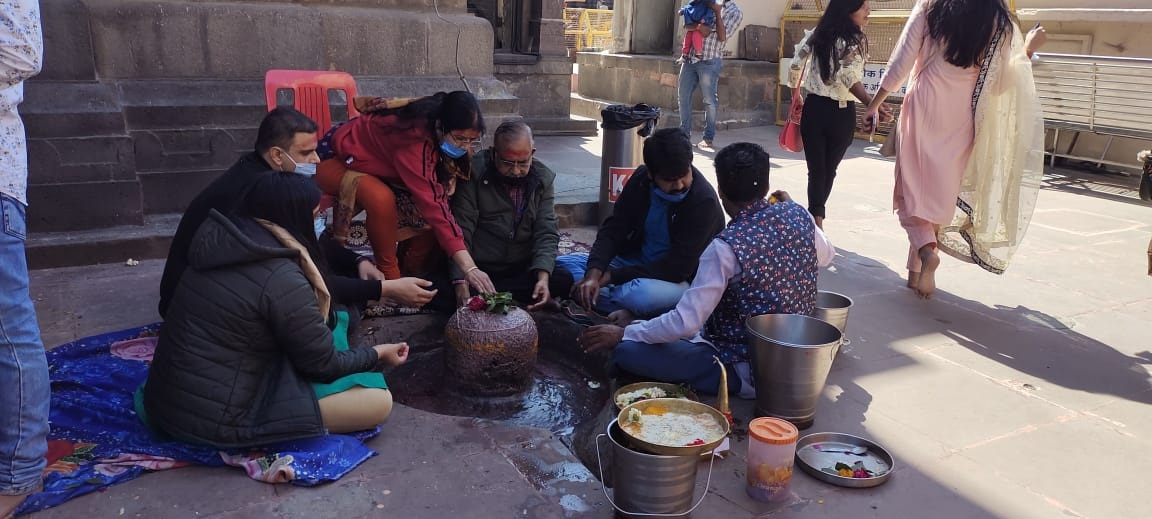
[556,253,688,318]
[612,339,741,396]
[0,194,48,496]
[678,58,723,143]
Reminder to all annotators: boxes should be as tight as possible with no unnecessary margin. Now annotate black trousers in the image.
[428,263,576,313]
[800,94,857,219]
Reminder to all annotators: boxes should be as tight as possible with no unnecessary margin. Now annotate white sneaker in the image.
[696,140,715,151]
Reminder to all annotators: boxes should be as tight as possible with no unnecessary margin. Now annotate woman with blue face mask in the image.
[313,91,497,297]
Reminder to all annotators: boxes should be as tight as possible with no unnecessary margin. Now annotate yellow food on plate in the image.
[624,411,725,448]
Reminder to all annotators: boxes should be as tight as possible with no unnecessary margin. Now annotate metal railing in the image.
[1033,53,1152,169]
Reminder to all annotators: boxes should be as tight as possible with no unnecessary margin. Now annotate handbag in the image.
[779,57,808,153]
[879,123,899,158]
[877,47,943,160]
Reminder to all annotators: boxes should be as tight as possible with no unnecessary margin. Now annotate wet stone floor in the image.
[387,345,611,438]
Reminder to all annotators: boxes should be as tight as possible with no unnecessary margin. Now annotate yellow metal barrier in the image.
[564,8,615,51]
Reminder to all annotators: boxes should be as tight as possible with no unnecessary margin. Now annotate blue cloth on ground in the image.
[15,324,381,516]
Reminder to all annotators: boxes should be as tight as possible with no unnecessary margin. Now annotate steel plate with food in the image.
[794,432,894,488]
[616,398,730,456]
[612,382,698,410]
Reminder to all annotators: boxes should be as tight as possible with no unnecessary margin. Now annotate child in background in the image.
[679,0,720,64]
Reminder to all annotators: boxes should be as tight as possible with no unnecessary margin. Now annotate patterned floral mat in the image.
[16,326,382,516]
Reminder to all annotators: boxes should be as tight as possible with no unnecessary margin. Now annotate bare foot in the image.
[607,309,637,327]
[915,246,940,299]
[906,270,920,290]
[1,486,37,519]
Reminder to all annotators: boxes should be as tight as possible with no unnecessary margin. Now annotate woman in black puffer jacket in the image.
[141,171,409,449]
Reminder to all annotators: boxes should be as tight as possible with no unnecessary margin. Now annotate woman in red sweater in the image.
[316,91,495,296]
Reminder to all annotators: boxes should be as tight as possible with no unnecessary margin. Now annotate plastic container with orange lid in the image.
[745,417,799,502]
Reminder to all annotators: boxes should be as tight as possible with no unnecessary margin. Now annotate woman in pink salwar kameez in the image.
[863,0,1045,298]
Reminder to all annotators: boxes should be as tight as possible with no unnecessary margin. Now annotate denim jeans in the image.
[555,253,688,318]
[612,339,742,396]
[677,58,723,143]
[0,194,48,496]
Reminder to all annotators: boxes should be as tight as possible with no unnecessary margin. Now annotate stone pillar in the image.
[491,0,595,135]
[610,0,676,55]
[25,0,501,232]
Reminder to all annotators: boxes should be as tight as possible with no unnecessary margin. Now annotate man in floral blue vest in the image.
[579,142,834,398]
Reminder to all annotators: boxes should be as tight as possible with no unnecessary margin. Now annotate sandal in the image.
[559,298,612,327]
[561,299,595,326]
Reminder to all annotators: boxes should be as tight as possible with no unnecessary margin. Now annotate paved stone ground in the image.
[26,125,1150,518]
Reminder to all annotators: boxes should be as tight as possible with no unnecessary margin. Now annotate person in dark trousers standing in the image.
[788,0,890,229]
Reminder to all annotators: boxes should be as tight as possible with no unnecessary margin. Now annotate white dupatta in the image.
[937,23,1045,274]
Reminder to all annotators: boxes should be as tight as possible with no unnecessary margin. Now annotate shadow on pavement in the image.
[829,248,1152,406]
[1040,167,1149,208]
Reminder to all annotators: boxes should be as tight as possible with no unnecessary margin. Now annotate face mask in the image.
[440,140,468,159]
[314,216,327,238]
[294,162,317,177]
[281,151,317,177]
[653,186,689,202]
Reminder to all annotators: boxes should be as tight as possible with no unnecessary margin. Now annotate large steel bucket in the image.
[746,314,843,430]
[596,419,713,518]
[813,291,853,335]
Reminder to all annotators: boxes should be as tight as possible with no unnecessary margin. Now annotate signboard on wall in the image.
[608,167,635,202]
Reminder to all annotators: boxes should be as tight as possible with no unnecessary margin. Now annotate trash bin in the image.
[600,104,661,222]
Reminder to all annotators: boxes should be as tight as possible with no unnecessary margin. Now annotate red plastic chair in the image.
[263,70,360,131]
[265,70,362,214]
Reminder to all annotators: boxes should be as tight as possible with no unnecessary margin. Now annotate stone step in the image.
[523,115,598,137]
[25,203,599,270]
[26,213,181,270]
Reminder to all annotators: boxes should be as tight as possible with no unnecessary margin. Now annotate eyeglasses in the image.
[495,149,536,170]
[449,133,483,153]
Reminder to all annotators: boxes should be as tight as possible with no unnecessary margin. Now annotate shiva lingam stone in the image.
[444,296,538,397]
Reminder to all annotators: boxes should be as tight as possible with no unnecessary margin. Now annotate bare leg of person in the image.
[915,244,940,299]
[906,270,920,290]
[905,243,921,290]
[318,387,394,433]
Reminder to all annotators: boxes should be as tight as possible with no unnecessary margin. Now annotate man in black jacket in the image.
[558,128,725,322]
[158,108,435,318]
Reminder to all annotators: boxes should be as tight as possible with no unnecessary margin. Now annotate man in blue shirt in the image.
[557,128,725,323]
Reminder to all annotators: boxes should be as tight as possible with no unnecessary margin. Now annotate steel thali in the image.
[795,432,895,488]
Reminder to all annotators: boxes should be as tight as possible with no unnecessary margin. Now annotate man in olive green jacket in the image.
[440,121,573,311]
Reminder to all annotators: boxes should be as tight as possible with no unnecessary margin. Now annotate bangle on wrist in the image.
[452,279,468,286]
[465,266,480,275]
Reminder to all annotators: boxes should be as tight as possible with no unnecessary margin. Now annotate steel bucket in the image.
[746,314,843,430]
[813,291,853,335]
[596,419,714,518]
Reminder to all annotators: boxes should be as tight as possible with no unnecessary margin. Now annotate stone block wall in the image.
[574,52,778,130]
[25,0,501,232]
